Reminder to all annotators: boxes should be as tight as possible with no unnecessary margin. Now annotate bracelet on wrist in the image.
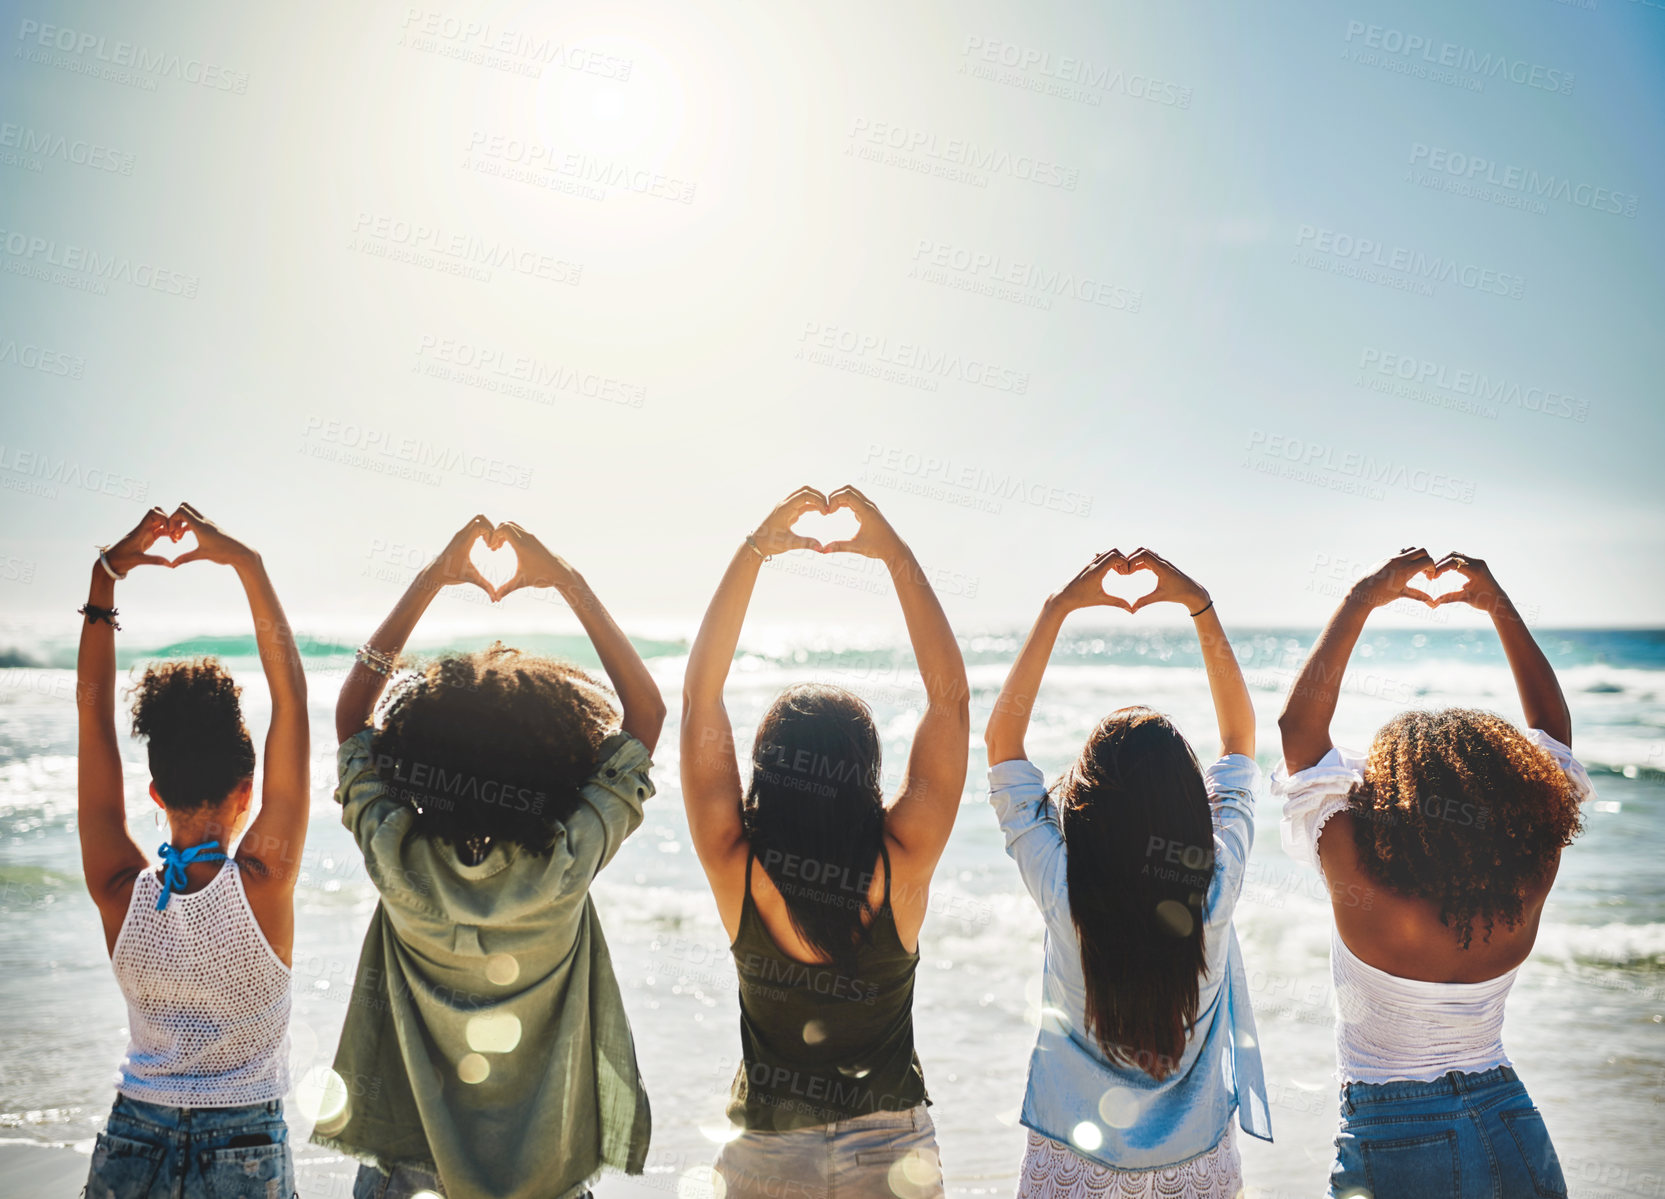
[79,603,120,630]
[355,645,397,676]
[744,533,771,562]
[1189,598,1215,618]
[95,547,125,581]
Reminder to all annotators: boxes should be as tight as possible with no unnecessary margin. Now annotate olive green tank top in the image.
[726,845,929,1131]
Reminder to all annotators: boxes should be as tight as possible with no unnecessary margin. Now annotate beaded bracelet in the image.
[355,645,396,676]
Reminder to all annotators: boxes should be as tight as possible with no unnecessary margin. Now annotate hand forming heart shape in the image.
[102,503,257,575]
[789,507,860,549]
[468,533,519,596]
[1054,548,1213,616]
[756,485,903,560]
[1417,565,1469,602]
[1100,563,1158,607]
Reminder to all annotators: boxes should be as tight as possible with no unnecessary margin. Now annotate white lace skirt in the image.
[1015,1126,1241,1199]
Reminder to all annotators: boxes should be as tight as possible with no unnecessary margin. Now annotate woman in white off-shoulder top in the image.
[1272,548,1591,1199]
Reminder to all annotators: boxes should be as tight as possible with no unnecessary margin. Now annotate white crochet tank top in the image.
[112,859,292,1107]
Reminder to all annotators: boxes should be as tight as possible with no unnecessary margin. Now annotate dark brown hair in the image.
[129,658,256,811]
[372,644,618,856]
[1348,708,1582,948]
[1059,706,1213,1081]
[743,683,886,966]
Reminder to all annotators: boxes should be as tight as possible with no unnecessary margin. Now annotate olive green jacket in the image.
[313,729,653,1199]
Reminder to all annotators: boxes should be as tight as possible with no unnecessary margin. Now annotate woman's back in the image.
[681,487,968,1198]
[1319,808,1558,983]
[1274,547,1589,1198]
[728,848,927,1131]
[990,751,1271,1166]
[114,862,291,1108]
[982,547,1273,1190]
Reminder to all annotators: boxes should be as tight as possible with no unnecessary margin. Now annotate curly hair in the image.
[371,644,618,856]
[1348,708,1582,948]
[129,658,256,811]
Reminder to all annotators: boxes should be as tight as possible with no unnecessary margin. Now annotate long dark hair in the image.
[742,683,887,965]
[1059,706,1214,1081]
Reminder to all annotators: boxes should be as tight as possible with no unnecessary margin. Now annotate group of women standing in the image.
[76,488,1591,1199]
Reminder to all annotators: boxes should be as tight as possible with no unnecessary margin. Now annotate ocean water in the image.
[1,621,1661,1198]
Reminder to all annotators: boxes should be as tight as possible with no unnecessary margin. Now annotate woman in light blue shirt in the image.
[985,548,1271,1197]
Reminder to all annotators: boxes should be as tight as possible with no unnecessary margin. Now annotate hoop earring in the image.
[154,810,163,829]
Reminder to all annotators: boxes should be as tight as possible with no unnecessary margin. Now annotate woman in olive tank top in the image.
[682,486,970,1199]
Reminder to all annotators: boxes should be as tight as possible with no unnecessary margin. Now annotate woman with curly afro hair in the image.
[78,504,309,1199]
[315,516,665,1199]
[1275,549,1594,1199]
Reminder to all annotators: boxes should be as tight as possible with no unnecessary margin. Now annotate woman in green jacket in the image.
[315,516,667,1199]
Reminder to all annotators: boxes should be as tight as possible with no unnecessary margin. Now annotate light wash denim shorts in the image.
[1330,1065,1566,1198]
[714,1103,944,1199]
[85,1094,293,1199]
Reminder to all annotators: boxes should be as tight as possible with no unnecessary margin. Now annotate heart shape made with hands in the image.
[469,533,519,593]
[1101,566,1158,606]
[790,507,861,549]
[1417,565,1469,602]
[149,529,196,566]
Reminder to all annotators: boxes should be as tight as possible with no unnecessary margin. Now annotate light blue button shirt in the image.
[988,753,1272,1169]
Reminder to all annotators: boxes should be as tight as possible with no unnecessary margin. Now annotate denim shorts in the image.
[714,1103,943,1199]
[85,1094,294,1199]
[1330,1066,1567,1199]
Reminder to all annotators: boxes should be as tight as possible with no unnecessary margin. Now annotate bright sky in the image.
[3,0,1662,635]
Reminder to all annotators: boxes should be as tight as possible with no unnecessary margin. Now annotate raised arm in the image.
[167,505,309,899]
[986,551,1130,766]
[1431,552,1570,745]
[491,521,668,752]
[680,488,827,892]
[822,486,970,871]
[77,510,173,943]
[1277,547,1436,772]
[1125,548,1254,759]
[335,515,497,743]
